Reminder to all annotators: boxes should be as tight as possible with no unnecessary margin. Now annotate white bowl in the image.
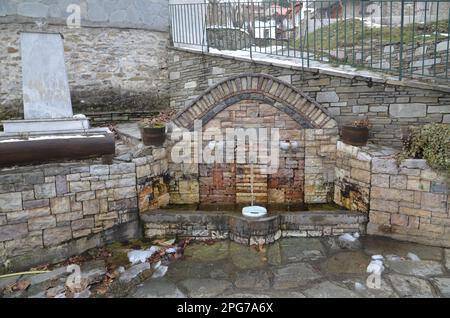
[242,206,267,218]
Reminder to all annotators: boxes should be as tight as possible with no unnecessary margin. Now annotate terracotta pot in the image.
[341,125,369,146]
[140,126,166,147]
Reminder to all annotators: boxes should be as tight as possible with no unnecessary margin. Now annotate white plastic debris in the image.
[353,232,360,239]
[152,260,161,270]
[127,246,160,264]
[73,114,87,119]
[407,252,421,261]
[371,255,384,261]
[151,265,168,279]
[338,233,357,243]
[367,259,385,275]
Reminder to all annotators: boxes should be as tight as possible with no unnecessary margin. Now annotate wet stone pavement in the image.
[126,236,450,298]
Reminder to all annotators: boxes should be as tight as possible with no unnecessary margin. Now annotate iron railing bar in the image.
[411,1,416,76]
[433,1,440,77]
[422,1,429,76]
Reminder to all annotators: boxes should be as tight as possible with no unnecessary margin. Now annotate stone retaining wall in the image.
[0,147,169,272]
[168,47,450,148]
[142,210,367,245]
[335,141,450,247]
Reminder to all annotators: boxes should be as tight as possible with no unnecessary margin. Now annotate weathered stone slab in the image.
[304,281,361,298]
[130,278,185,298]
[21,32,73,119]
[184,241,229,262]
[322,251,370,275]
[234,270,271,290]
[179,278,232,297]
[388,274,434,297]
[386,260,444,277]
[280,238,325,263]
[272,263,322,289]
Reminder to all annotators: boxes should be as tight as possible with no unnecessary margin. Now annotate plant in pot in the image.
[341,118,371,146]
[139,110,175,147]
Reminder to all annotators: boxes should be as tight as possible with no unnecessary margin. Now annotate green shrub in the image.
[399,124,450,180]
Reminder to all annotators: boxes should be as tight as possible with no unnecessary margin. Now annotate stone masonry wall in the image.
[368,156,450,248]
[335,141,450,247]
[0,22,169,122]
[168,47,450,148]
[334,141,372,213]
[0,149,169,272]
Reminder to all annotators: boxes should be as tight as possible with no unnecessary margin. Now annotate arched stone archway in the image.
[172,73,337,130]
[168,74,339,206]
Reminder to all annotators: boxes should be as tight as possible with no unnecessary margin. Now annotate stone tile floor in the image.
[127,236,450,298]
[2,236,450,298]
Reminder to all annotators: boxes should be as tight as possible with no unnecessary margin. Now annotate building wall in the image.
[168,47,450,148]
[0,0,170,122]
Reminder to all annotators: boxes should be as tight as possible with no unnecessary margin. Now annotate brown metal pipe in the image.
[0,134,115,167]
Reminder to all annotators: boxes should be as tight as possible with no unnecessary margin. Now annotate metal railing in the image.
[169,0,450,82]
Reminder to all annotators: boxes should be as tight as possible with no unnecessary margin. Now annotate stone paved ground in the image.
[126,236,450,298]
[2,236,450,298]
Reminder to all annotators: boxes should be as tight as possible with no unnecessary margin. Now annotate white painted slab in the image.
[2,118,89,133]
[21,32,73,119]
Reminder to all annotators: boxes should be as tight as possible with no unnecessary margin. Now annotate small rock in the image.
[119,262,151,284]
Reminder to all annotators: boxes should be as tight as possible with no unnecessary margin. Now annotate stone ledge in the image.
[141,210,367,245]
